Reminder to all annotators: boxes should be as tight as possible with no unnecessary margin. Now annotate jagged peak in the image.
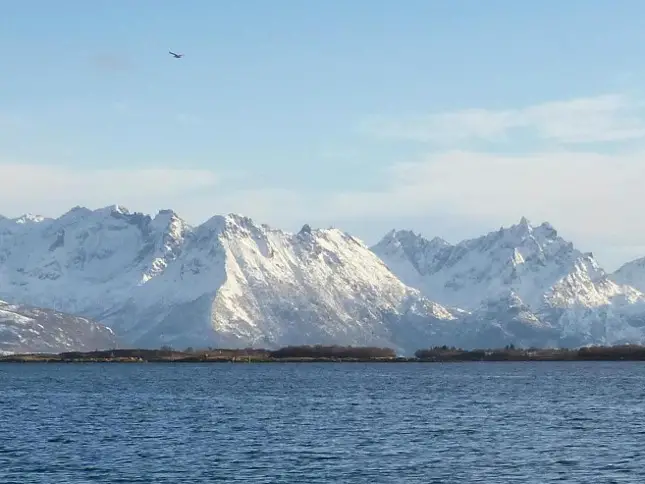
[505,216,552,232]
[157,208,178,217]
[152,209,187,227]
[149,210,189,245]
[41,205,157,240]
[196,213,262,237]
[198,214,228,233]
[376,220,580,277]
[382,219,568,261]
[295,223,343,237]
[504,216,535,239]
[298,223,313,236]
[483,218,570,252]
[378,228,415,244]
[224,212,254,225]
[192,214,361,254]
[493,217,563,238]
[93,204,131,218]
[518,216,531,227]
[390,228,419,239]
[56,205,125,222]
[24,205,179,230]
[429,235,450,246]
[297,225,362,247]
[375,228,450,250]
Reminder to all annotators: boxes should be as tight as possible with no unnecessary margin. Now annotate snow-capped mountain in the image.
[0,205,458,354]
[2,205,645,352]
[372,218,645,347]
[0,299,118,354]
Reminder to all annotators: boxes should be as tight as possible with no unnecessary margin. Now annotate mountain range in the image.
[1,205,644,354]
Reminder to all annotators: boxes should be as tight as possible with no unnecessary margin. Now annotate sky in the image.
[2,0,645,271]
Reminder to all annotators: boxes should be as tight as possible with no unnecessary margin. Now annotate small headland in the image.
[2,344,645,363]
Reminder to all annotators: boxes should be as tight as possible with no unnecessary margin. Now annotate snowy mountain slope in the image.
[453,292,561,349]
[0,206,458,353]
[372,218,645,347]
[373,218,643,309]
[0,299,119,354]
[611,257,645,293]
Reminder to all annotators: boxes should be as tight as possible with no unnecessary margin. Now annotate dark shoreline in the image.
[2,344,645,363]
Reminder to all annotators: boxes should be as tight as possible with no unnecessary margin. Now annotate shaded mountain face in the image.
[0,206,458,354]
[372,218,645,348]
[0,300,118,354]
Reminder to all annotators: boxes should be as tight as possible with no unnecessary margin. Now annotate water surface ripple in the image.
[1,362,644,483]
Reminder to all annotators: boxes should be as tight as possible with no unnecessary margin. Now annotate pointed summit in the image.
[513,216,532,233]
[505,216,534,238]
[298,224,312,236]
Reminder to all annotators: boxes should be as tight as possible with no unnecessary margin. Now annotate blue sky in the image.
[2,0,645,269]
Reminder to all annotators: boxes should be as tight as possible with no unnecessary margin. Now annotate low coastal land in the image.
[2,344,645,363]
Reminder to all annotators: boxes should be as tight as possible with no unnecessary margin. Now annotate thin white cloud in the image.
[0,163,317,234]
[363,94,645,144]
[321,149,645,268]
[0,164,221,219]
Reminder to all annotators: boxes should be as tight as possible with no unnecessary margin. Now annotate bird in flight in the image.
[169,51,183,58]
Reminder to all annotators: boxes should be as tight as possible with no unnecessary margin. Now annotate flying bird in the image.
[169,51,183,58]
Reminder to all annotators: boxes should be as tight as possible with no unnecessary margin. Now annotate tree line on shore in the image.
[3,343,645,362]
[53,344,398,361]
[414,344,645,361]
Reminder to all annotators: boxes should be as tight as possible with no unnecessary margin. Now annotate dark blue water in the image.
[1,362,644,483]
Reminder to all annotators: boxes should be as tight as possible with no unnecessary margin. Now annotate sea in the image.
[1,361,644,483]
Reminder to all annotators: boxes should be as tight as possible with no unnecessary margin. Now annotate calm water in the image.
[1,362,644,483]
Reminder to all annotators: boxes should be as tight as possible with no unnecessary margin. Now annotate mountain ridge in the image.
[1,205,645,353]
[0,205,459,354]
[371,216,645,348]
